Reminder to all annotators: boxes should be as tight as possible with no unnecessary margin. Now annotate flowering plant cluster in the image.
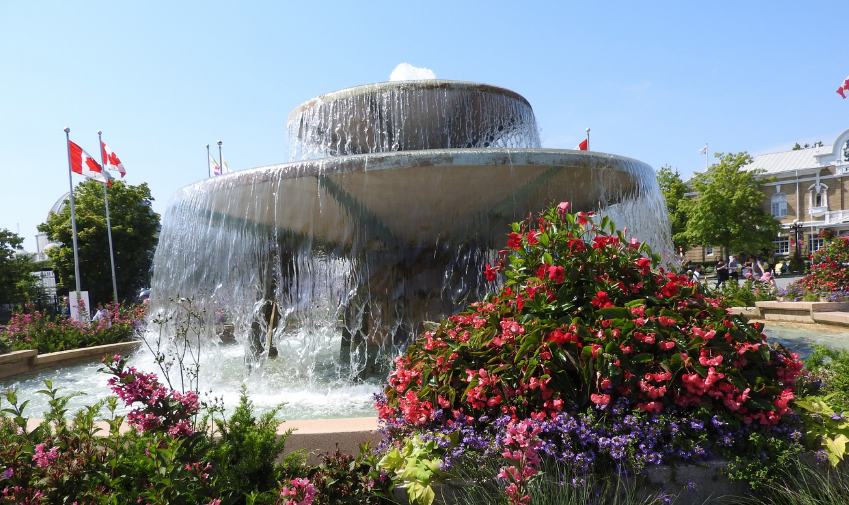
[794,236,849,295]
[498,418,543,505]
[276,478,316,505]
[380,203,802,428]
[100,354,199,437]
[1,302,144,354]
[376,203,807,495]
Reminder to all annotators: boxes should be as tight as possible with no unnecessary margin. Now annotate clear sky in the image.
[1,1,847,251]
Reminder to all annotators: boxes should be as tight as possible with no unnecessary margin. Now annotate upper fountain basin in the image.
[286,80,541,161]
[173,149,653,249]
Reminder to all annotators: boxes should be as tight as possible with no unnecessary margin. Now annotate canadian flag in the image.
[575,139,588,150]
[837,75,849,99]
[101,142,126,177]
[69,141,112,185]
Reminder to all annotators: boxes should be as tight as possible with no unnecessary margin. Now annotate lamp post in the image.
[789,220,802,257]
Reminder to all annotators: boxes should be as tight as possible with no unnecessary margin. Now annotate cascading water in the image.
[140,80,674,415]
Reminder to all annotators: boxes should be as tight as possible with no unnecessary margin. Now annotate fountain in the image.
[147,79,673,386]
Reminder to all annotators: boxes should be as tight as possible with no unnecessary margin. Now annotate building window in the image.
[774,238,789,255]
[815,192,823,207]
[705,246,714,256]
[810,237,825,252]
[771,193,787,217]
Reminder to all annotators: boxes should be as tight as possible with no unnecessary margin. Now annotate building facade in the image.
[684,128,849,263]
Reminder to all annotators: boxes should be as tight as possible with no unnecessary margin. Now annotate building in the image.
[684,128,849,264]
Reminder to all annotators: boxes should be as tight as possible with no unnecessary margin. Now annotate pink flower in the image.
[557,201,570,218]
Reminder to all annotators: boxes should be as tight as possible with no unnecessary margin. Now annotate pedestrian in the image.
[92,302,110,326]
[728,256,740,283]
[742,258,753,279]
[715,260,729,289]
[692,264,703,283]
[752,257,766,279]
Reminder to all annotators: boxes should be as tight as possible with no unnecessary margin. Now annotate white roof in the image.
[743,145,832,175]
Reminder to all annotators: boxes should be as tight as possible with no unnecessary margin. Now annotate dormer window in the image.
[815,192,823,207]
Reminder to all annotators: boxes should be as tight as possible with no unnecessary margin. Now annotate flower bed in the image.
[793,236,849,297]
[376,203,810,503]
[0,302,144,355]
[2,203,849,505]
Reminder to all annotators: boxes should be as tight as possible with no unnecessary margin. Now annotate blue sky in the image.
[1,1,847,250]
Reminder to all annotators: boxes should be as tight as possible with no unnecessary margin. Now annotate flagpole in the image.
[705,142,709,171]
[206,144,210,178]
[64,128,82,293]
[586,128,590,151]
[217,140,223,176]
[98,131,119,302]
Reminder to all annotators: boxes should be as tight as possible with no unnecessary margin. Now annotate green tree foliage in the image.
[38,179,160,304]
[656,165,691,252]
[681,152,780,258]
[792,141,823,150]
[0,229,40,305]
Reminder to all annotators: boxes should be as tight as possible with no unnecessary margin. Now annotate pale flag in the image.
[698,146,707,155]
[100,141,126,177]
[221,155,231,174]
[209,155,221,177]
[69,141,112,185]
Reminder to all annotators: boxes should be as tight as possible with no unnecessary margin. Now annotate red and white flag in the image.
[575,139,588,150]
[100,142,126,177]
[837,75,849,99]
[69,141,112,185]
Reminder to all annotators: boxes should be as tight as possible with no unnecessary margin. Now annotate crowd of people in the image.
[685,254,781,290]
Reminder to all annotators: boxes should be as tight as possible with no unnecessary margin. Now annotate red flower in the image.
[507,233,523,250]
[547,265,565,284]
[484,264,499,282]
[591,290,612,308]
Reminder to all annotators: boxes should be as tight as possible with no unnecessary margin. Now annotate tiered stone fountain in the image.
[148,79,672,381]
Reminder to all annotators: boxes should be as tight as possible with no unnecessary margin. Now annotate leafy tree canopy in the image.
[0,229,41,305]
[681,152,780,259]
[656,165,691,252]
[38,179,160,305]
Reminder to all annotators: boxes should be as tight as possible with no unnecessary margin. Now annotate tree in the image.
[656,165,691,252]
[0,229,41,305]
[792,141,823,150]
[38,179,160,305]
[681,152,780,259]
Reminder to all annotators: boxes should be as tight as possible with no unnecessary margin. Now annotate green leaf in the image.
[595,307,631,320]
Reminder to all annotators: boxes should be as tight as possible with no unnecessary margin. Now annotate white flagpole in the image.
[705,142,709,171]
[98,131,119,302]
[63,128,82,293]
[217,140,223,176]
[586,127,590,151]
[206,144,211,177]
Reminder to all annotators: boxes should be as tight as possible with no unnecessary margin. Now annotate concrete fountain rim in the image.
[175,148,653,195]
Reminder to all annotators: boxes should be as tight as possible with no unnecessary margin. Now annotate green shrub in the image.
[205,386,304,501]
